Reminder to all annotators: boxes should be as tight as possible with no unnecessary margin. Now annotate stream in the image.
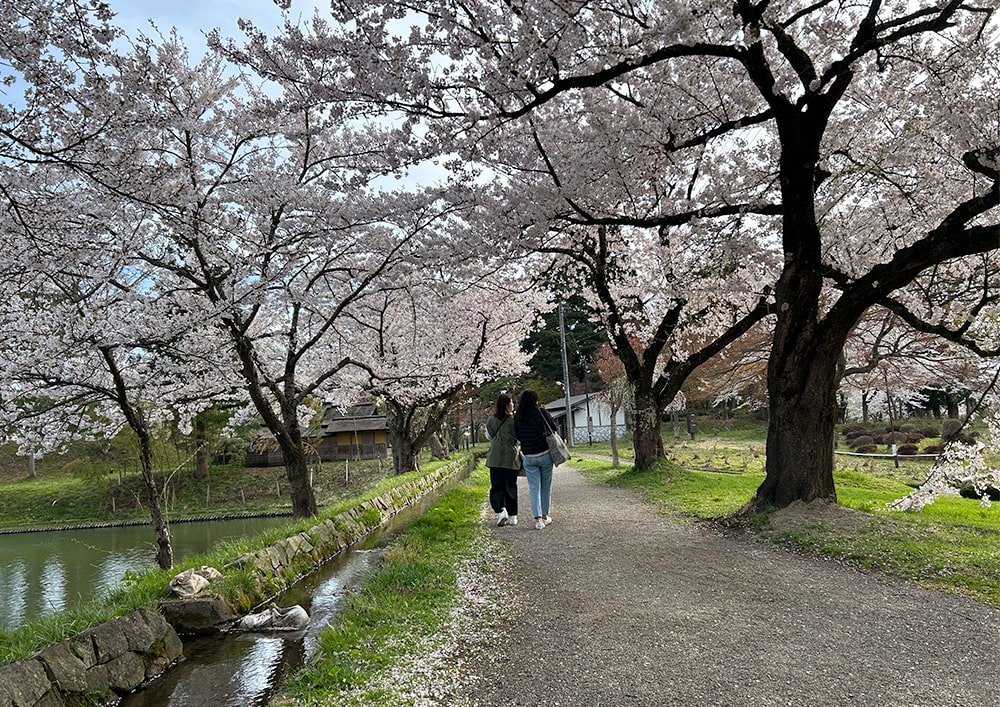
[118,476,460,706]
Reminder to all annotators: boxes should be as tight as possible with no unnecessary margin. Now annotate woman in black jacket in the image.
[485,393,520,527]
[513,390,557,530]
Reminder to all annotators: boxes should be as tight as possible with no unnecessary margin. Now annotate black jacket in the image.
[514,408,558,455]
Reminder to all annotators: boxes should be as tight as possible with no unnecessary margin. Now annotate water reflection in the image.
[230,636,285,703]
[119,632,303,707]
[300,549,379,661]
[0,561,28,630]
[39,559,67,615]
[0,517,291,632]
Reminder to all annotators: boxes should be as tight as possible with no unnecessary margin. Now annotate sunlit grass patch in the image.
[577,458,762,518]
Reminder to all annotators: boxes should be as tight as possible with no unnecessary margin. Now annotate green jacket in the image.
[485,415,522,470]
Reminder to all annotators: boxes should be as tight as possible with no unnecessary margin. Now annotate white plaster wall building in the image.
[544,394,629,445]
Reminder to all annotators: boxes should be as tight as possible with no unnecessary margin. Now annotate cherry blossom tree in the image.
[839,308,996,423]
[337,269,537,474]
[0,176,233,569]
[3,18,475,517]
[298,0,999,505]
[0,0,120,159]
[527,223,774,470]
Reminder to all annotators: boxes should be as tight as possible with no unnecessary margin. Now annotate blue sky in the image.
[110,0,326,51]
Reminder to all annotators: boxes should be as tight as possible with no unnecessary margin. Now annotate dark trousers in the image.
[488,467,519,515]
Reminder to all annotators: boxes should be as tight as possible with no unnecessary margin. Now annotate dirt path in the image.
[466,465,1000,706]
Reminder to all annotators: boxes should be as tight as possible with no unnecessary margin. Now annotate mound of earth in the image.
[765,497,872,535]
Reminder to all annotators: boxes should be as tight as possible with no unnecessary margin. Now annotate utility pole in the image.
[559,304,574,446]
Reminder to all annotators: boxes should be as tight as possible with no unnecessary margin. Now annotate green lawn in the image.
[0,455,424,528]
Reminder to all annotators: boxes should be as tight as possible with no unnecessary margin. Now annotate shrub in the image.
[899,423,918,434]
[906,432,924,443]
[941,418,963,441]
[896,444,919,456]
[885,431,908,445]
[923,444,945,454]
[959,483,1000,502]
[921,426,941,438]
[854,444,878,454]
[848,435,875,450]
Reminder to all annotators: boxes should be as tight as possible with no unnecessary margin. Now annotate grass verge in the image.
[0,457,407,528]
[275,465,511,706]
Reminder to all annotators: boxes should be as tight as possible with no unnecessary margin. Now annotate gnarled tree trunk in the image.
[632,389,664,471]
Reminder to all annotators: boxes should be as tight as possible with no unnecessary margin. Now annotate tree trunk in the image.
[609,402,620,469]
[391,428,419,474]
[193,415,209,481]
[632,389,664,471]
[136,429,173,569]
[278,402,318,517]
[946,393,960,420]
[756,354,840,508]
[429,434,448,459]
[27,455,36,479]
[385,397,457,474]
[100,346,173,568]
[755,255,844,508]
[753,114,843,510]
[283,446,317,516]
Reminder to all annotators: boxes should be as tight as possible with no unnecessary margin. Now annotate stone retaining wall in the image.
[0,457,472,706]
[161,458,470,632]
[0,607,182,707]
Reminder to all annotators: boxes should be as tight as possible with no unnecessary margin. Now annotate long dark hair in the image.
[514,390,538,422]
[494,393,512,420]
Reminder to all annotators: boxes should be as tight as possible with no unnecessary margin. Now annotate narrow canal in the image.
[118,475,462,706]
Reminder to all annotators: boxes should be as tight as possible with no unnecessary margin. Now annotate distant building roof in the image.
[543,393,596,419]
[320,403,387,434]
[322,418,387,434]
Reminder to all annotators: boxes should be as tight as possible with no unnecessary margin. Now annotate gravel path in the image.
[466,465,1000,706]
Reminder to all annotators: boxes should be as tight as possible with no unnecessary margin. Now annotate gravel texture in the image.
[465,465,1000,706]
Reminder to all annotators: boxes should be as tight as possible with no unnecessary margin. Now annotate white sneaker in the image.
[508,515,518,526]
[497,509,509,527]
[542,516,553,526]
[534,520,545,530]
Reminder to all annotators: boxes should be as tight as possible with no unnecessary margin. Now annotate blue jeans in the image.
[522,452,553,518]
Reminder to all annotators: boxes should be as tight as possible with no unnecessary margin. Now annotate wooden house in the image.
[314,403,389,461]
[245,403,389,466]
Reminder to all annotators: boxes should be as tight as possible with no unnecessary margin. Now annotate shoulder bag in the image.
[541,411,570,466]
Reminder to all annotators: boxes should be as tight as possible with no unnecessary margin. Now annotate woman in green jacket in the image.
[485,393,521,526]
